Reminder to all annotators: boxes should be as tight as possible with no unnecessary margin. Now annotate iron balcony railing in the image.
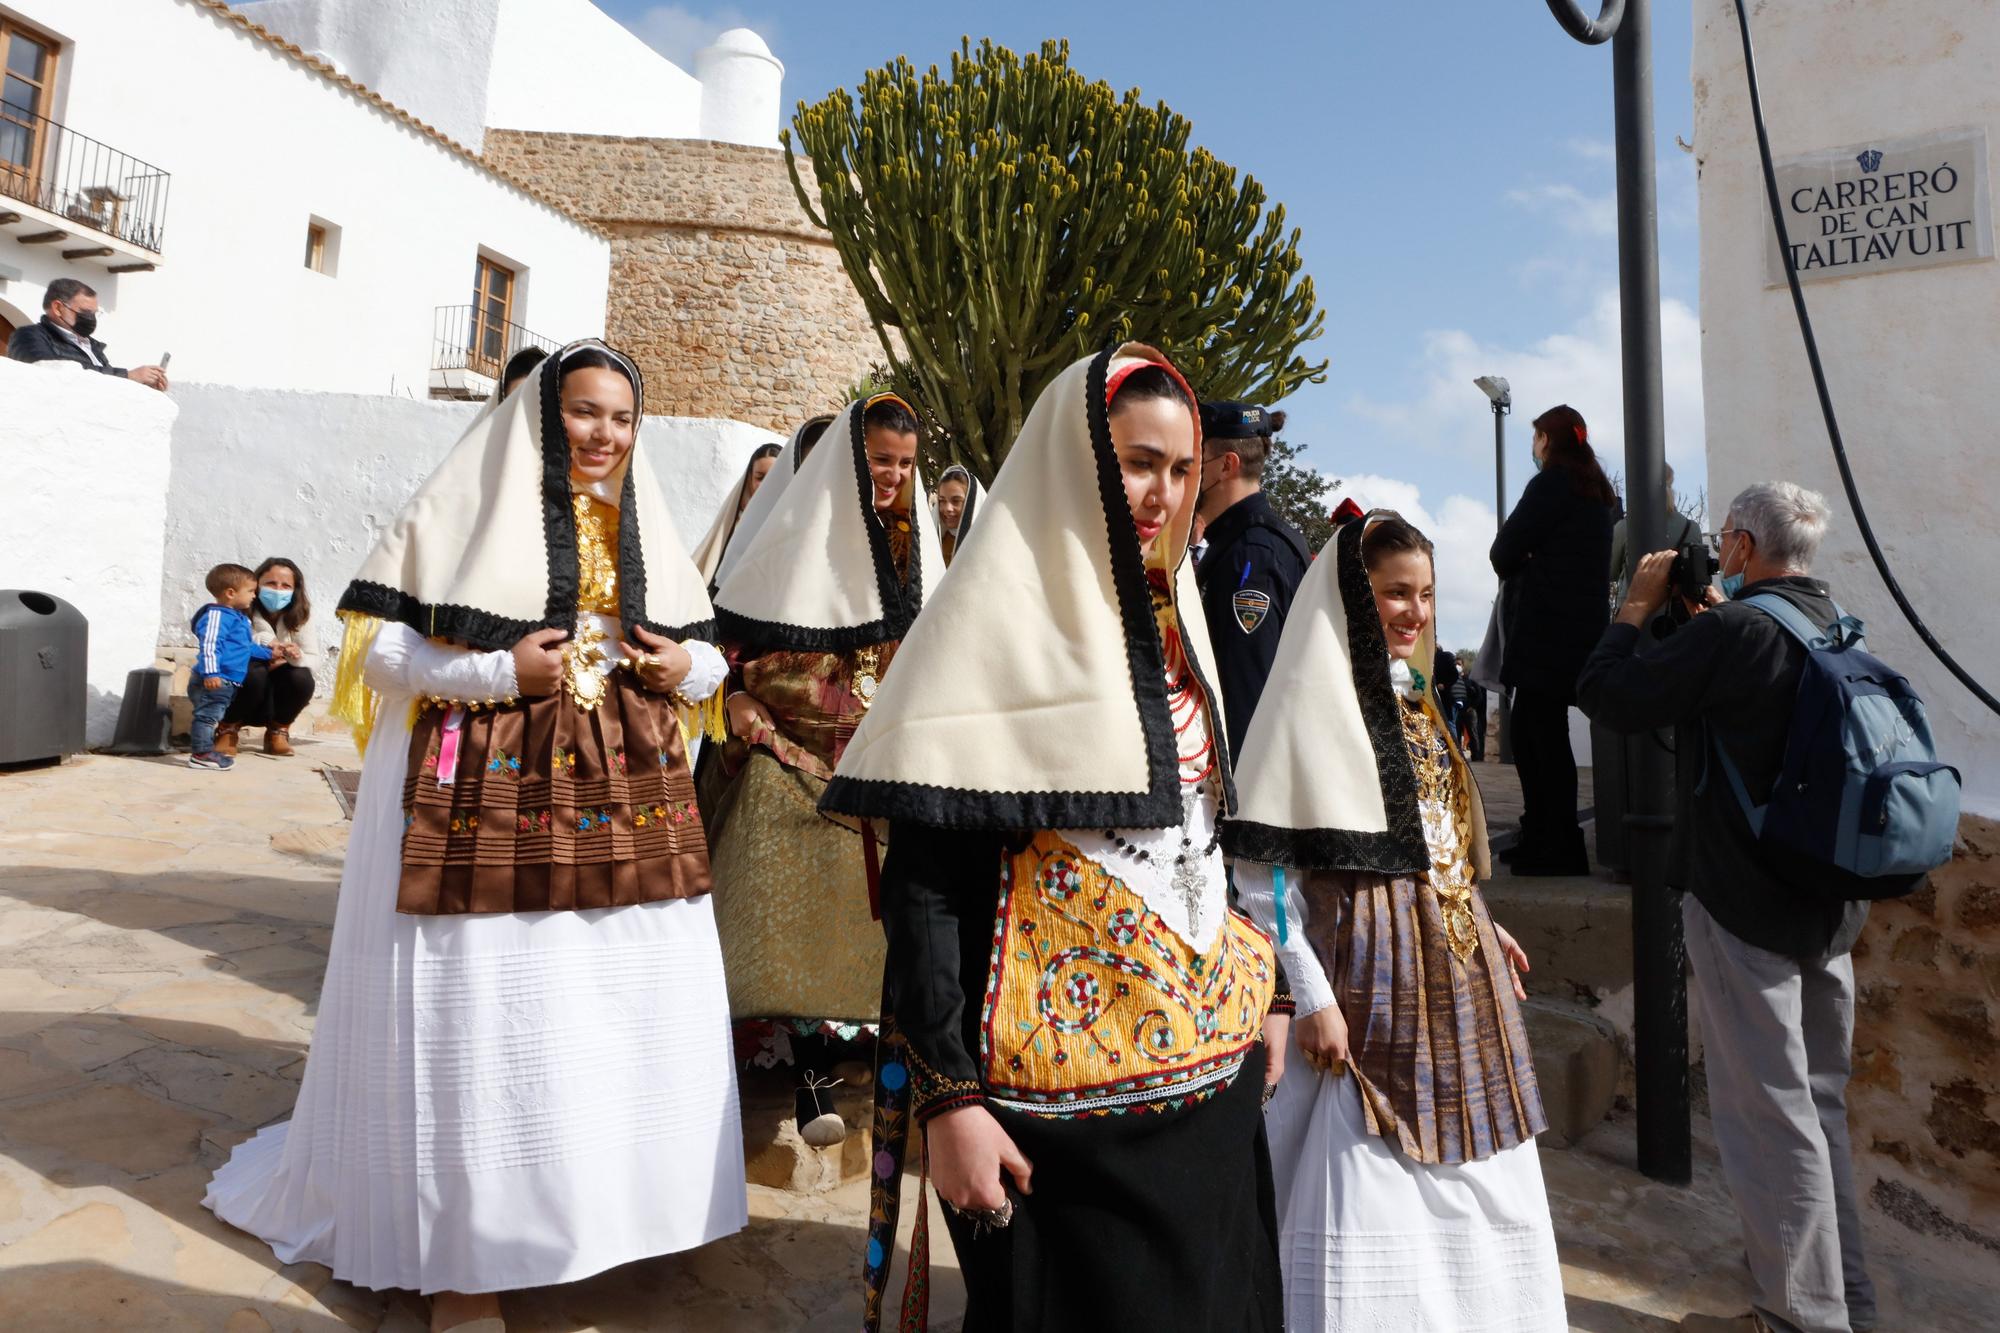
[0,100,170,253]
[432,304,560,382]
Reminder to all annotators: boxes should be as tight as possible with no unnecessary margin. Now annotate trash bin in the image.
[106,665,174,756]
[0,589,88,763]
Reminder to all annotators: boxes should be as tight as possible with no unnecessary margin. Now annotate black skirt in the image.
[943,1046,1283,1333]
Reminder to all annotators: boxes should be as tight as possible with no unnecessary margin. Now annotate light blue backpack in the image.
[1712,594,1961,896]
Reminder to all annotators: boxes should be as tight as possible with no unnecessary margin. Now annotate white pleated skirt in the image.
[1263,1030,1567,1332]
[204,697,747,1295]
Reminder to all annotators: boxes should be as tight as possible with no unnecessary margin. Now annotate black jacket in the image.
[1490,468,1615,699]
[7,316,126,376]
[1194,491,1310,762]
[1576,576,1869,961]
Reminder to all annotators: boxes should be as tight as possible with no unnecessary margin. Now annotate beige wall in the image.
[482,132,882,433]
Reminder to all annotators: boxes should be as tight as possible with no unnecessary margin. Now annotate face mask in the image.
[258,587,293,613]
[68,308,98,339]
[1718,532,1747,599]
[1531,452,1543,473]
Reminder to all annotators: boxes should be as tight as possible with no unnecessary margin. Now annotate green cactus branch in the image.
[784,37,1328,483]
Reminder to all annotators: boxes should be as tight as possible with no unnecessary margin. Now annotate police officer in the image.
[1194,400,1311,760]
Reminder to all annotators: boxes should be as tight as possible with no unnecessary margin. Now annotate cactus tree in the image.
[785,38,1327,482]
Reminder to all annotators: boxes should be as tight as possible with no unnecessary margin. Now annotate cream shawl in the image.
[336,339,714,650]
[712,396,941,652]
[691,441,783,587]
[1223,510,1489,875]
[711,414,832,590]
[820,345,1234,832]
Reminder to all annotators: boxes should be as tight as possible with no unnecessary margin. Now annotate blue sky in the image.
[607,0,1708,648]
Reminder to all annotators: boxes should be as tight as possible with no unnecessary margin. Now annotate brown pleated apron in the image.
[397,671,710,914]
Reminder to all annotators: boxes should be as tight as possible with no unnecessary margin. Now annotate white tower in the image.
[696,29,785,148]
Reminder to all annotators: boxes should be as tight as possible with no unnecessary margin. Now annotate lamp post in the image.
[1543,0,1690,1186]
[1474,375,1513,764]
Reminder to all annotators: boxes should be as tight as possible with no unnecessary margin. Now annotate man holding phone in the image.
[8,277,170,391]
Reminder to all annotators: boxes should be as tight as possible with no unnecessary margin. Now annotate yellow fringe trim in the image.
[328,612,386,755]
[678,685,727,751]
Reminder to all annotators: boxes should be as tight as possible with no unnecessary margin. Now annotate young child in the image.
[188,563,271,770]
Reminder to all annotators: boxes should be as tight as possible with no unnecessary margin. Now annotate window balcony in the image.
[429,304,560,400]
[0,101,169,271]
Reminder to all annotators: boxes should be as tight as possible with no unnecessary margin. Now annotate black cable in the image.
[1730,0,2000,717]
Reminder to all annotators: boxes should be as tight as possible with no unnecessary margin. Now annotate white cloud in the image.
[1326,475,1500,653]
[1344,284,1707,501]
[622,4,778,69]
[1505,182,1619,238]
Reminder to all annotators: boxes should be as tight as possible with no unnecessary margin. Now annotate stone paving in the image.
[0,741,1987,1330]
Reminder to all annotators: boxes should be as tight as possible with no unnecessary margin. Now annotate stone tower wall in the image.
[482,130,881,433]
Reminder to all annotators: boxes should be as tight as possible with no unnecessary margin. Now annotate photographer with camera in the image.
[1576,481,1877,1333]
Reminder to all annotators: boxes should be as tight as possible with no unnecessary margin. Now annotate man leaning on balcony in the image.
[8,277,168,391]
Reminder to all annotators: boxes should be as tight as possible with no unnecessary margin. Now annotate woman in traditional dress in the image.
[703,394,939,1138]
[929,463,982,567]
[823,345,1288,1333]
[1228,512,1567,1332]
[691,441,783,592]
[205,342,747,1333]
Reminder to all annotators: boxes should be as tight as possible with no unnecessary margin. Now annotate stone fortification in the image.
[482,130,881,433]
[1847,814,2000,1258]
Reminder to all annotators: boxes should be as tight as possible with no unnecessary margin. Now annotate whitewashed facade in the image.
[0,0,612,396]
[1694,0,2000,815]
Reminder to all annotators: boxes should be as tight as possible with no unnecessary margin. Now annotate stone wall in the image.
[1848,814,2000,1260]
[482,131,882,433]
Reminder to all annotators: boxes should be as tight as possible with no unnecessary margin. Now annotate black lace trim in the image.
[718,404,926,654]
[1220,516,1429,873]
[335,579,554,652]
[820,346,1191,832]
[539,358,583,630]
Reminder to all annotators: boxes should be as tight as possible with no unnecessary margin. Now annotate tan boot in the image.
[264,726,294,757]
[215,724,241,758]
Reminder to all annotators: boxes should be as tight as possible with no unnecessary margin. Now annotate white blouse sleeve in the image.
[1235,860,1339,1019]
[678,639,727,703]
[363,622,519,703]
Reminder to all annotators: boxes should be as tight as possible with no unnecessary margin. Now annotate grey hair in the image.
[1727,481,1832,572]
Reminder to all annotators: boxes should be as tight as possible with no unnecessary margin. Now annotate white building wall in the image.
[0,360,175,747]
[241,0,501,149]
[0,0,609,396]
[1694,0,2000,815]
[484,0,702,139]
[158,384,773,686]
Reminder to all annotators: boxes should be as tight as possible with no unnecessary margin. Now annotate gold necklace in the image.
[1400,698,1480,963]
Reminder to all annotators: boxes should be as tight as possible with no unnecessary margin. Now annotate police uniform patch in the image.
[1232,588,1272,633]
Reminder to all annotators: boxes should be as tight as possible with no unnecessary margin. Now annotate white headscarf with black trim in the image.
[821,344,1233,832]
[692,440,784,587]
[713,395,940,653]
[336,339,713,649]
[1222,510,1490,876]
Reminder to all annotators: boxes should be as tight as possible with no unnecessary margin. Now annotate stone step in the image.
[1520,995,1621,1149]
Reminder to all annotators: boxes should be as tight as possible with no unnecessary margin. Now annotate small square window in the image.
[304,216,341,275]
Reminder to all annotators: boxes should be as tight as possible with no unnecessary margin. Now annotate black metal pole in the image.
[1544,0,1690,1184]
[1494,402,1514,765]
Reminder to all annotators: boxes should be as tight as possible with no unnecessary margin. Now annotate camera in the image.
[1665,538,1719,624]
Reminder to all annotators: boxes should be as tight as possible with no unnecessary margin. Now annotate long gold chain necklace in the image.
[1401,698,1480,963]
